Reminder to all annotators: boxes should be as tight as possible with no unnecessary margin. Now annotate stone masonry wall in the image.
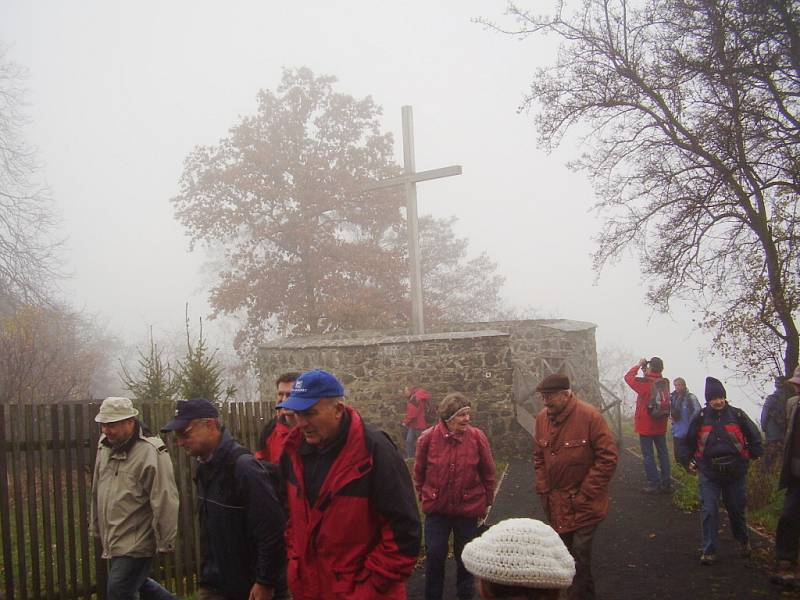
[436,320,601,415]
[258,331,532,458]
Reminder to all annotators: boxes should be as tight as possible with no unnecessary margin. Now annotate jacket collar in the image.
[203,427,236,466]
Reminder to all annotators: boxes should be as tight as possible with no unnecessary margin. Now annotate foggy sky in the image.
[0,0,769,418]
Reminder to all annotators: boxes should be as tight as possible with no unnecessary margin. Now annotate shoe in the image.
[642,486,660,494]
[660,484,673,494]
[739,542,752,558]
[700,553,717,565]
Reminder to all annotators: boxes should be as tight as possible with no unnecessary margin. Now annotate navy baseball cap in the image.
[161,398,220,432]
[277,370,345,411]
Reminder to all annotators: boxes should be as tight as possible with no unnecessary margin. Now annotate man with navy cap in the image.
[278,369,421,600]
[162,398,287,600]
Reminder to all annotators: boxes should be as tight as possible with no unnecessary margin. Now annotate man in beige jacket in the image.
[90,397,179,600]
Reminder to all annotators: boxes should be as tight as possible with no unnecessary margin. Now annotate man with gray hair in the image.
[90,397,179,600]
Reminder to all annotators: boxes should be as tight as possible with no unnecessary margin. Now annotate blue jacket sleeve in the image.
[739,411,764,459]
[236,455,287,590]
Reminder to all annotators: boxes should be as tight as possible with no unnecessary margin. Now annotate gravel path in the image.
[407,447,800,599]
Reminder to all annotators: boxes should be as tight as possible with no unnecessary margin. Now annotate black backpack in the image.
[225,445,286,507]
[647,378,671,419]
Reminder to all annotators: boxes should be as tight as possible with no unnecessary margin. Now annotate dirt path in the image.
[407,448,800,599]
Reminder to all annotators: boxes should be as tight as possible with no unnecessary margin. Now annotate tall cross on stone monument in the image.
[360,106,462,335]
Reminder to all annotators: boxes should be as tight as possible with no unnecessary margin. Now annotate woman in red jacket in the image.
[414,393,496,600]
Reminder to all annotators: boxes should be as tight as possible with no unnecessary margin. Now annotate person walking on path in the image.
[255,372,300,463]
[625,357,671,493]
[686,377,763,566]
[162,398,287,600]
[533,374,618,600]
[414,392,496,600]
[90,396,179,600]
[403,386,432,459]
[461,518,575,600]
[278,369,421,599]
[773,371,800,587]
[670,377,701,468]
[762,376,790,468]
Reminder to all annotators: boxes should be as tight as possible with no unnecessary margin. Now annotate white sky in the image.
[0,0,772,419]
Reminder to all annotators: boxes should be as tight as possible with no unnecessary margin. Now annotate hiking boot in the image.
[660,483,673,494]
[739,542,752,558]
[642,485,660,494]
[700,553,717,566]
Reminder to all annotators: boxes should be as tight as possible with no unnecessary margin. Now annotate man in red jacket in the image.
[255,372,299,463]
[624,357,671,493]
[278,370,421,600]
[402,387,431,459]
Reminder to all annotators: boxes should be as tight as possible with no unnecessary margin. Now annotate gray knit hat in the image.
[461,518,575,589]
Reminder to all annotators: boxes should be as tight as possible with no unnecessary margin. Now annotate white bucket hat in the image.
[95,397,139,423]
[461,518,575,589]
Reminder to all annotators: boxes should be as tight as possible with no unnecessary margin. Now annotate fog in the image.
[0,1,770,418]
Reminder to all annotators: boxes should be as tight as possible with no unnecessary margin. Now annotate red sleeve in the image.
[533,413,549,494]
[624,365,649,394]
[477,431,496,505]
[413,430,431,498]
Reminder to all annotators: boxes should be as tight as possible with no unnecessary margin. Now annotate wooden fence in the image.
[0,400,273,600]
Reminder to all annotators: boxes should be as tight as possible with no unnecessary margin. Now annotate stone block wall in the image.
[258,330,532,458]
[436,320,601,415]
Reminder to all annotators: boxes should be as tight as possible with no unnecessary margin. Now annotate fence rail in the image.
[0,400,272,600]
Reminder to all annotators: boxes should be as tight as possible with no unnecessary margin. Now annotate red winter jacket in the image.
[413,421,496,518]
[254,418,291,463]
[624,366,668,436]
[403,389,430,430]
[280,406,420,600]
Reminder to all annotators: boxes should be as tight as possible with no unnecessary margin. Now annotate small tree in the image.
[176,313,235,403]
[119,328,178,402]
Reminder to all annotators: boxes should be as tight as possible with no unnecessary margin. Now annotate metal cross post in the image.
[359,106,462,334]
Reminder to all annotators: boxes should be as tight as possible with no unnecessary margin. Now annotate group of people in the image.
[90,368,616,600]
[625,356,800,586]
[88,358,800,599]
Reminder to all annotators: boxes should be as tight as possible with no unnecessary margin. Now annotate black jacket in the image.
[196,428,287,599]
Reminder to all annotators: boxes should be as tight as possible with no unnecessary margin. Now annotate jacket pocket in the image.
[331,566,361,596]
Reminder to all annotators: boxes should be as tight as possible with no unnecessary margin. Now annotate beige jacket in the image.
[89,425,179,558]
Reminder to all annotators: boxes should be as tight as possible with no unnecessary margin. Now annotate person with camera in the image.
[624,356,671,493]
[685,377,763,566]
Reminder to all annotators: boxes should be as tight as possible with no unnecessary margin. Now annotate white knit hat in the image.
[461,518,575,589]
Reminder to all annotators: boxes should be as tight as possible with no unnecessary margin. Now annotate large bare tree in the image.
[0,45,60,306]
[486,0,800,378]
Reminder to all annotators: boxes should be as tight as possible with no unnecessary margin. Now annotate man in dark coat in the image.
[772,372,800,587]
[533,373,618,600]
[686,377,763,566]
[162,399,287,600]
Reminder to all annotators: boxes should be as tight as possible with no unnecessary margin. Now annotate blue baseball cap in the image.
[277,369,345,411]
[161,398,220,432]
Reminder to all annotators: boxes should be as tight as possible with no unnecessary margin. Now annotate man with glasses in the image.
[278,369,421,599]
[90,396,179,600]
[533,374,618,600]
[162,398,287,600]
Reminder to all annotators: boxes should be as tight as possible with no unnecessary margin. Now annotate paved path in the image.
[408,448,800,599]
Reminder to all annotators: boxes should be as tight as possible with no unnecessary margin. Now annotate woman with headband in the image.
[414,392,497,600]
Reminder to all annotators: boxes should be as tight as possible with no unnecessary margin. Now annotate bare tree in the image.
[483,0,800,378]
[0,45,60,306]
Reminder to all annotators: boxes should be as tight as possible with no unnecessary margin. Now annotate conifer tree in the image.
[119,328,178,402]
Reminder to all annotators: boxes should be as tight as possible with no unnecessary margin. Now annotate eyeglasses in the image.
[174,423,196,439]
